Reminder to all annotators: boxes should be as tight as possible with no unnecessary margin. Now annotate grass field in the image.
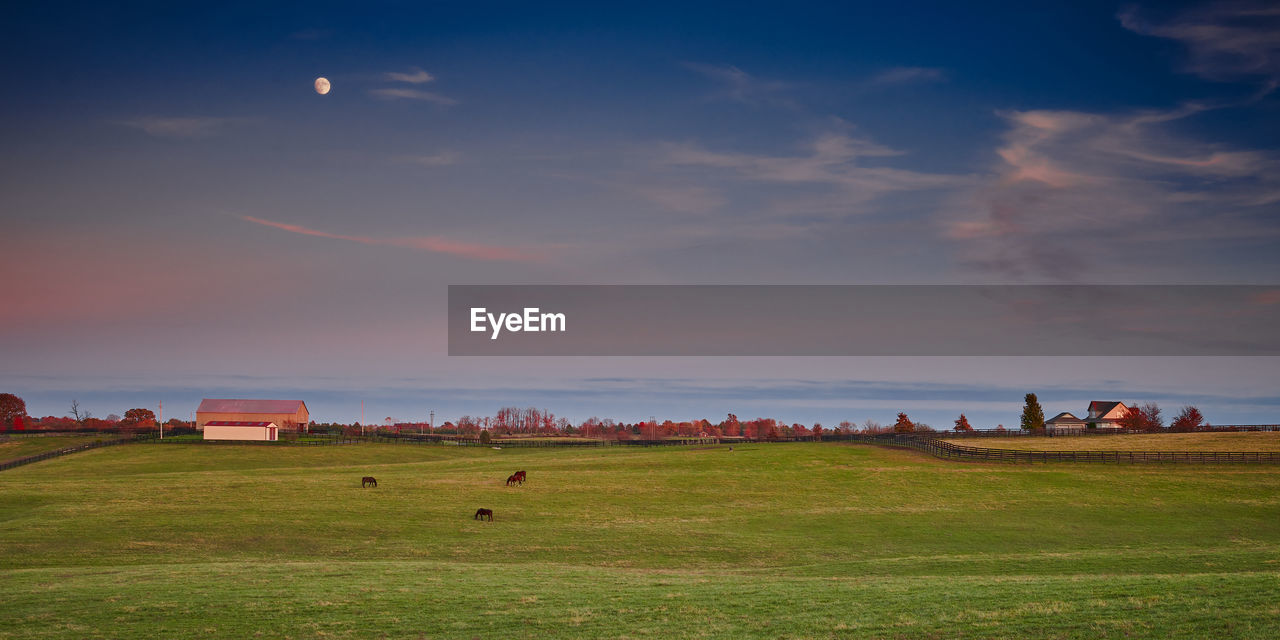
[2,442,1279,639]
[945,432,1280,452]
[0,434,115,463]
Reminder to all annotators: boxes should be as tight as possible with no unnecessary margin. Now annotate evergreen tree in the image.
[1020,393,1044,431]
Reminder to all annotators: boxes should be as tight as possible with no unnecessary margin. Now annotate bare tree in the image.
[69,400,91,427]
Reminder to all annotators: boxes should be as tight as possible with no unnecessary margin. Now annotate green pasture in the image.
[946,432,1280,452]
[1,442,1278,639]
[0,434,116,463]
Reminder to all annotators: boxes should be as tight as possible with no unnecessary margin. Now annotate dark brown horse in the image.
[505,473,521,486]
[362,476,377,488]
[514,470,526,483]
[474,508,493,521]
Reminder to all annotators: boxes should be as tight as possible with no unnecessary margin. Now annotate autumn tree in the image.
[893,412,915,433]
[456,415,480,435]
[1140,402,1163,431]
[720,413,741,437]
[1020,393,1044,431]
[1118,403,1163,432]
[1117,406,1142,430]
[121,408,157,428]
[954,414,973,432]
[812,423,823,441]
[0,393,25,427]
[1170,406,1205,432]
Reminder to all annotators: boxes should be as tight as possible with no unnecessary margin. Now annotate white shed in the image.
[203,421,279,441]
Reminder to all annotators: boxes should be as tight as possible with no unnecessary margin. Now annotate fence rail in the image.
[844,433,1280,464]
[6,429,1280,472]
[0,434,152,472]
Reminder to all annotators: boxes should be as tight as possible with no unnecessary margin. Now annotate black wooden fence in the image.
[845,433,1280,464]
[0,434,149,472]
[5,429,1279,472]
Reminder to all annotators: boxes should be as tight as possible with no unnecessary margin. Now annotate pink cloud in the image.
[1252,289,1280,306]
[240,216,546,263]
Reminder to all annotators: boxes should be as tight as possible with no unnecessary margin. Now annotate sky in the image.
[2,1,1279,427]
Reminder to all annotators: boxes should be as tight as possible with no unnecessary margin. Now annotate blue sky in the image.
[3,1,1279,426]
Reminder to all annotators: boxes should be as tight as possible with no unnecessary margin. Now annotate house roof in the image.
[1046,412,1085,424]
[1088,401,1126,415]
[204,421,277,427]
[197,399,307,414]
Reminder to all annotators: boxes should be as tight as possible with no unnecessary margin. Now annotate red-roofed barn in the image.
[196,399,309,432]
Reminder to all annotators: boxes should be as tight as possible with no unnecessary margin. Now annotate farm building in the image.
[1045,412,1087,434]
[203,421,279,441]
[196,399,309,432]
[1086,401,1129,428]
[1043,402,1131,433]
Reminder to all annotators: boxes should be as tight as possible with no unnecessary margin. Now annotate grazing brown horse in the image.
[362,476,377,488]
[474,508,493,521]
[514,470,526,483]
[505,473,521,486]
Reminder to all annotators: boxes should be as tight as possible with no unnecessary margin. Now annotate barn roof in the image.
[197,399,307,414]
[204,421,277,427]
[1046,412,1085,424]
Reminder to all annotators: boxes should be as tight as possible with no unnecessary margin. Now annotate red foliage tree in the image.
[121,408,157,429]
[893,412,915,433]
[1118,403,1164,432]
[720,413,741,437]
[954,414,973,432]
[1170,406,1205,432]
[0,393,26,428]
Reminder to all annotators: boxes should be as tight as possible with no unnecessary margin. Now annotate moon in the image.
[314,77,331,95]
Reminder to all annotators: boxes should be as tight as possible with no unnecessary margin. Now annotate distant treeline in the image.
[0,393,1245,438]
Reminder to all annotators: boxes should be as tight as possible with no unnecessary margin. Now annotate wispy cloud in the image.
[1120,2,1280,89]
[682,62,796,107]
[664,131,965,209]
[369,87,458,105]
[384,68,435,84]
[240,215,546,263]
[868,66,946,86]
[398,151,460,167]
[943,103,1280,279]
[624,184,728,214]
[119,116,254,139]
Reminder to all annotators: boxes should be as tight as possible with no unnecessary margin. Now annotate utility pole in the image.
[361,400,365,436]
[430,410,434,435]
[158,400,163,439]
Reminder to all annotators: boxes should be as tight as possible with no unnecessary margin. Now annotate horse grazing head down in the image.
[474,508,493,521]
[362,476,377,488]
[514,470,526,482]
[505,474,521,486]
